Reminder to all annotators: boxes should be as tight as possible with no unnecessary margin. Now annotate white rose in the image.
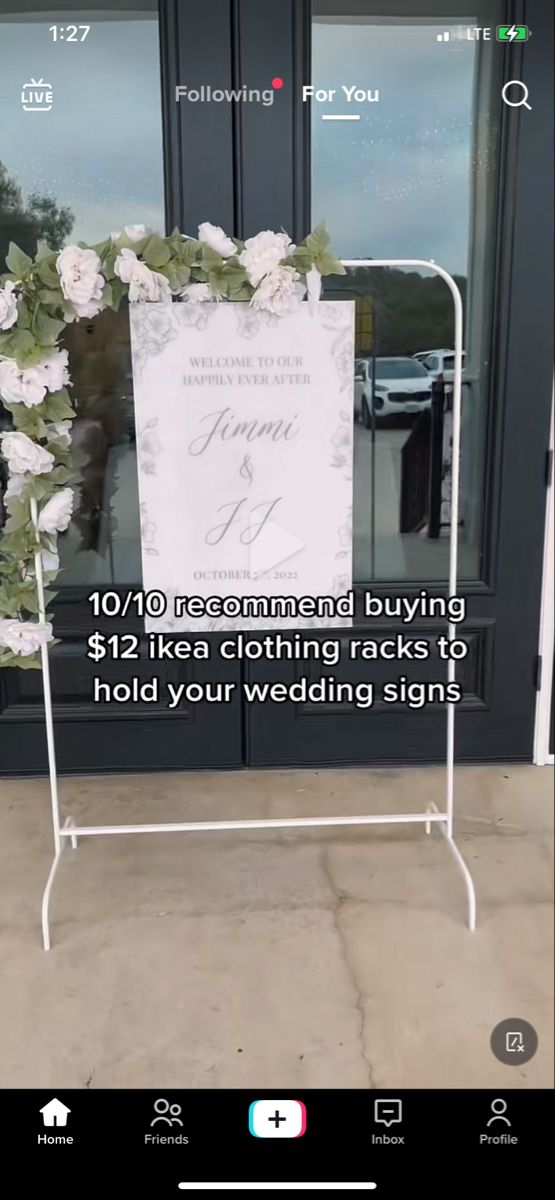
[48,419,72,447]
[111,224,151,243]
[239,230,296,286]
[114,248,171,302]
[41,549,60,574]
[39,348,70,393]
[0,358,47,408]
[180,282,214,303]
[0,281,18,331]
[250,266,306,316]
[1,431,54,475]
[56,245,105,319]
[124,224,150,242]
[37,487,74,533]
[0,618,53,657]
[198,222,236,258]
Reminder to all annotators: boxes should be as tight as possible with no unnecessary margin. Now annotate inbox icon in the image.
[249,1100,307,1138]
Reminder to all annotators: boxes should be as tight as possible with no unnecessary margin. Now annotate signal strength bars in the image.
[437,31,451,41]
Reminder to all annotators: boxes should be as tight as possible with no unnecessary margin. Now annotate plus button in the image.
[268,1110,287,1128]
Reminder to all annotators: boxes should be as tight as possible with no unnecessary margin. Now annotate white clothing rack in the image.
[31,258,476,949]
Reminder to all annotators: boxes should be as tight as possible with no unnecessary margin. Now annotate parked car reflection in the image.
[413,347,466,383]
[354,356,432,425]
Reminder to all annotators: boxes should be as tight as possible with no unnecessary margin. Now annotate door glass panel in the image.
[0,0,164,584]
[312,0,503,581]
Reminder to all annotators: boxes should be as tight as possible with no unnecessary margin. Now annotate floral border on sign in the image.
[0,221,346,667]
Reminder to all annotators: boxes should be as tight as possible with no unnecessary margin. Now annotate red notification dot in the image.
[272,77,284,89]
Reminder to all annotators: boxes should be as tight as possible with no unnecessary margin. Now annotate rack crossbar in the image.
[58,812,448,838]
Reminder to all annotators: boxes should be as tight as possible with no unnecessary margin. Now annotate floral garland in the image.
[0,221,345,668]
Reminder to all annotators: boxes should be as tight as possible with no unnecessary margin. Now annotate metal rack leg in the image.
[41,817,75,951]
[441,827,477,931]
[426,802,476,929]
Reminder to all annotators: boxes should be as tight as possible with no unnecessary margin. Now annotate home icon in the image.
[40,1098,71,1127]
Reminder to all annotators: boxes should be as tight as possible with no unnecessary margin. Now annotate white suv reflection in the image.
[354,356,432,425]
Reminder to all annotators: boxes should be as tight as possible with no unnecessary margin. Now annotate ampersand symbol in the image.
[239,454,254,486]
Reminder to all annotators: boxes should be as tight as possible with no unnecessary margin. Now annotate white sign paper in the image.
[130,300,354,632]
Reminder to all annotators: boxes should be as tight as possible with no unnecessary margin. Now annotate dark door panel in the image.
[0,632,242,775]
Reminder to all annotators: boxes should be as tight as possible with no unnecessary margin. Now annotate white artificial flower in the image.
[111,224,151,243]
[40,348,70,393]
[124,224,150,242]
[0,358,47,408]
[0,281,18,331]
[239,230,296,286]
[0,618,53,657]
[198,222,236,258]
[37,487,74,534]
[1,431,54,475]
[0,349,70,408]
[114,248,171,302]
[56,244,105,319]
[250,266,306,316]
[48,419,72,446]
[180,282,214,303]
[41,549,60,574]
[4,472,26,500]
[306,266,322,314]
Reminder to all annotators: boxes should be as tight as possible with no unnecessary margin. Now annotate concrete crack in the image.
[320,847,375,1089]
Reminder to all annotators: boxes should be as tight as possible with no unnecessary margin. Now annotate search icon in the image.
[502,80,532,110]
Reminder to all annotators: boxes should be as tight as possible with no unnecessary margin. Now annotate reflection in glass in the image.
[312,1,502,581]
[0,1,164,584]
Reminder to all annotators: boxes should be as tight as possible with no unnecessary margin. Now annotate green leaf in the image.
[228,284,253,301]
[3,403,48,440]
[142,234,171,269]
[32,307,65,345]
[37,388,75,422]
[314,250,346,276]
[91,237,112,258]
[5,242,33,276]
[48,464,75,484]
[110,276,126,309]
[37,288,64,307]
[101,247,117,281]
[4,496,32,533]
[178,238,201,266]
[2,328,42,367]
[102,281,113,307]
[200,245,223,272]
[0,649,42,670]
[304,222,331,256]
[288,247,312,271]
[16,299,32,330]
[35,240,54,260]
[162,262,190,291]
[24,476,55,501]
[222,263,248,290]
[35,258,61,289]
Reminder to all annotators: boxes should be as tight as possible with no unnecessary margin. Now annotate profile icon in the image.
[486,1098,511,1127]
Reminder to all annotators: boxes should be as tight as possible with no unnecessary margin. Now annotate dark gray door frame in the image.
[159,0,311,240]
[160,0,554,764]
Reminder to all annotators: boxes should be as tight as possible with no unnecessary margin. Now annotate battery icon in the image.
[496,25,529,41]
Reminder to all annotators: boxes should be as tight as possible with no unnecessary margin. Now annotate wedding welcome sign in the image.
[130,300,355,632]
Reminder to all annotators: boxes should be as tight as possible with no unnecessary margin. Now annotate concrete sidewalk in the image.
[0,764,552,1089]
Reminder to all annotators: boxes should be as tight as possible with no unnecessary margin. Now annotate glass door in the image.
[0,0,243,772]
[245,0,553,765]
